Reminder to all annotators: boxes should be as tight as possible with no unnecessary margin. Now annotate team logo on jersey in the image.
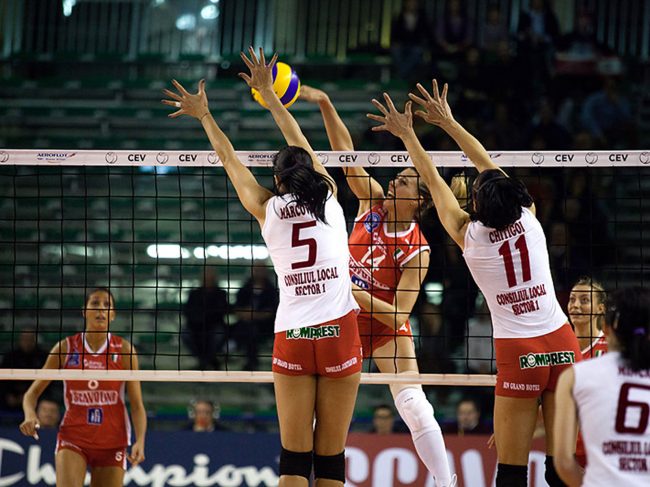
[519,351,576,369]
[351,275,369,289]
[364,212,381,232]
[68,352,80,367]
[393,248,405,260]
[87,408,104,425]
[286,325,340,340]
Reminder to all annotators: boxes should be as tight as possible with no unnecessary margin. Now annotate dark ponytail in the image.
[470,169,533,231]
[605,287,650,372]
[273,146,334,224]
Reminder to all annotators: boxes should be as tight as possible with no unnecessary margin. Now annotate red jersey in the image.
[59,333,131,450]
[349,205,429,322]
[575,331,608,465]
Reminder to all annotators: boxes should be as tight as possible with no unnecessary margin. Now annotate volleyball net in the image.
[1,149,648,386]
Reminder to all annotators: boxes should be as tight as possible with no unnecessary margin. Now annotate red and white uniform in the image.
[58,333,130,451]
[463,207,567,339]
[263,193,361,377]
[576,331,608,466]
[349,204,429,355]
[464,207,580,397]
[573,352,650,486]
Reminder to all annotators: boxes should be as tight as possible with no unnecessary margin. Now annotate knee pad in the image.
[394,387,440,438]
[279,448,312,480]
[496,463,527,487]
[544,456,566,487]
[313,451,345,483]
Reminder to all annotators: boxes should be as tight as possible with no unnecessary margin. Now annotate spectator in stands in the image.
[435,0,473,61]
[188,399,228,432]
[515,0,559,100]
[580,77,634,149]
[478,5,510,57]
[183,267,229,370]
[526,98,572,150]
[371,404,399,434]
[0,329,48,411]
[390,0,431,83]
[36,398,60,428]
[232,264,278,371]
[443,398,491,435]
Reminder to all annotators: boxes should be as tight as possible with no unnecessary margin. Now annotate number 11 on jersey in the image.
[498,235,531,288]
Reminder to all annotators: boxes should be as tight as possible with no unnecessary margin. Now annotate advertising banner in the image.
[0,428,548,486]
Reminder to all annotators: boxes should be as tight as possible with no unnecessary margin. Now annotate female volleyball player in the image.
[568,277,607,357]
[554,287,650,486]
[368,80,581,487]
[162,48,360,487]
[299,85,454,486]
[19,288,146,487]
[568,277,608,468]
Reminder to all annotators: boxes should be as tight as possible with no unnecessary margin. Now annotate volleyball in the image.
[251,61,301,109]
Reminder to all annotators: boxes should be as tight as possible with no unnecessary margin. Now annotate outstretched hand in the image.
[366,93,414,139]
[238,47,278,92]
[161,79,209,120]
[299,85,329,104]
[408,79,455,127]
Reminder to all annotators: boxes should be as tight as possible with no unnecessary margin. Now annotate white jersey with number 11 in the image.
[463,206,567,339]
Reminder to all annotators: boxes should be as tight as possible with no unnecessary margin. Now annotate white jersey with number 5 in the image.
[463,206,567,338]
[262,192,358,333]
[574,352,650,486]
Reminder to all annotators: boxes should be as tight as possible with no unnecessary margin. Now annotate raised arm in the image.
[553,368,583,487]
[409,80,500,173]
[162,79,273,224]
[239,48,335,195]
[300,85,383,214]
[123,340,146,467]
[367,94,470,249]
[20,340,66,439]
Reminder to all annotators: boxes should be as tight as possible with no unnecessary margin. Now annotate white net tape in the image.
[1,149,649,167]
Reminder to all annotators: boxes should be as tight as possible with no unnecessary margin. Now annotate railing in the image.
[1,0,648,63]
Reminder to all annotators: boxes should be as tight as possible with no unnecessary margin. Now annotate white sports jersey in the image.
[261,192,358,332]
[573,352,650,486]
[463,207,567,338]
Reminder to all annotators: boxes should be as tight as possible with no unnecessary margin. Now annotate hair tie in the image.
[633,327,647,336]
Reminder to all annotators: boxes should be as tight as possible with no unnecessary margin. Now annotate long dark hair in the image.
[412,168,433,224]
[470,169,533,230]
[273,146,333,224]
[605,287,650,371]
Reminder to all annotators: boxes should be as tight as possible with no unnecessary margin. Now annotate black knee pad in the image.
[313,451,345,483]
[496,463,527,487]
[279,448,312,479]
[545,456,567,487]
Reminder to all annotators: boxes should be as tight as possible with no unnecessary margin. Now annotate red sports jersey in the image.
[349,204,429,323]
[576,331,608,466]
[58,333,131,450]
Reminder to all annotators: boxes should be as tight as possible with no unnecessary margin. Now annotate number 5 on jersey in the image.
[292,221,318,269]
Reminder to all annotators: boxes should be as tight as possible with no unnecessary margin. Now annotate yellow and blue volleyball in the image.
[251,62,301,109]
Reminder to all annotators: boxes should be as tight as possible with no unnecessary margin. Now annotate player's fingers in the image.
[240,51,254,69]
[171,79,189,96]
[404,100,412,117]
[258,47,266,65]
[441,82,449,102]
[366,113,385,123]
[371,125,388,132]
[161,99,181,108]
[383,92,397,112]
[168,109,184,118]
[198,79,205,94]
[162,89,182,101]
[417,83,434,102]
[414,110,428,120]
[268,52,278,69]
[371,99,388,115]
[408,92,427,107]
[248,46,258,64]
[237,73,252,85]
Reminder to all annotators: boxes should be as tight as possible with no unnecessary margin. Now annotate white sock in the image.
[394,387,453,486]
